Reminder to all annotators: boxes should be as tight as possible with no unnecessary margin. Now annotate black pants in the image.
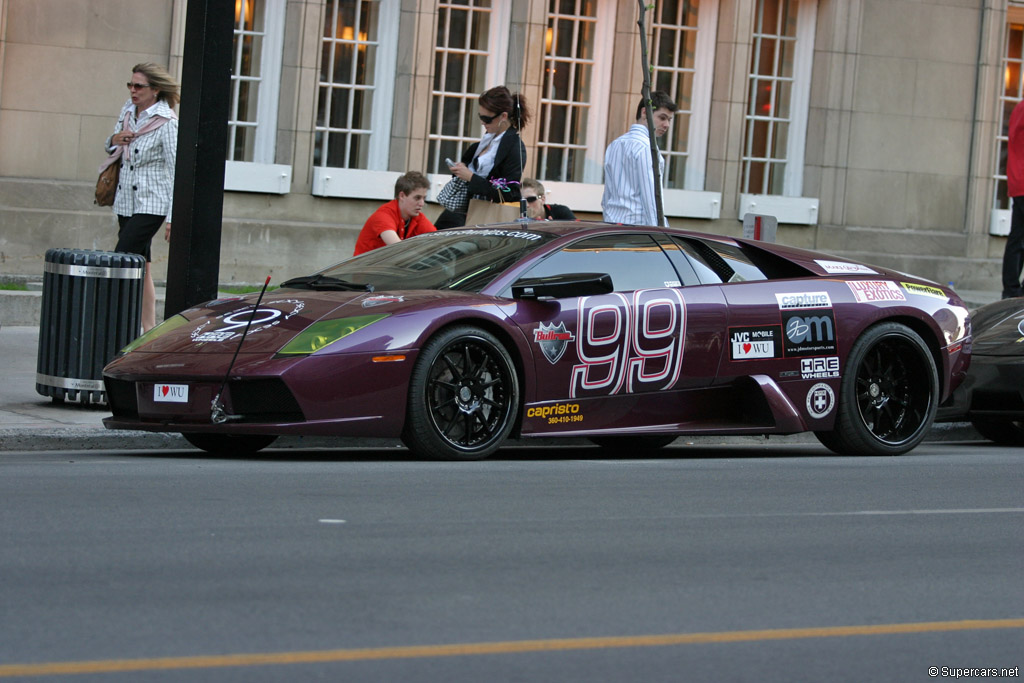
[1002,196,1024,298]
[116,213,164,262]
[434,209,467,230]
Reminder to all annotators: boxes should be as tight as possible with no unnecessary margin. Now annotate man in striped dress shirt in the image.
[601,91,677,227]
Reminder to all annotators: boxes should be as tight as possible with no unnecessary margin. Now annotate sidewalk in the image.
[0,324,982,454]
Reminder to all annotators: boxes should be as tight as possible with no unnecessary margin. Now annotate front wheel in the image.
[403,326,519,460]
[182,433,278,455]
[815,322,938,456]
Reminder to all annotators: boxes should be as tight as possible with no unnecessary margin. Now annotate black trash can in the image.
[36,248,146,404]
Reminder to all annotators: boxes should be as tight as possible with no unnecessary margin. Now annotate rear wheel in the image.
[969,418,1024,445]
[182,433,278,455]
[815,322,937,456]
[403,326,519,460]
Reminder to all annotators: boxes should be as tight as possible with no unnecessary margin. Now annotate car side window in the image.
[523,233,682,292]
[671,237,768,284]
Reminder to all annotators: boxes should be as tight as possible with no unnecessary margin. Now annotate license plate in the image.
[154,383,189,403]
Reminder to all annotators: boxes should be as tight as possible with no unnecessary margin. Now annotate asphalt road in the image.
[1,443,1021,682]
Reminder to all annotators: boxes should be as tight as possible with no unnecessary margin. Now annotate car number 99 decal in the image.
[569,289,685,398]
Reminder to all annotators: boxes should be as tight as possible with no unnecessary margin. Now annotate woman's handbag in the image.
[465,198,522,225]
[94,161,120,206]
[436,177,470,213]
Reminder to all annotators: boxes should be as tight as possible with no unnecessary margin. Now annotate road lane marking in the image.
[2,618,1022,677]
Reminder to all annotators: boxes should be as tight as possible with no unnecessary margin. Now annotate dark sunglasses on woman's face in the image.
[127,82,152,90]
[478,113,499,124]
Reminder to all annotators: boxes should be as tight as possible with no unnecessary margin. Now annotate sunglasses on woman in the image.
[479,113,500,124]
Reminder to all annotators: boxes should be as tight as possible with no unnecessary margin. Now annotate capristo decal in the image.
[815,260,878,275]
[191,299,305,343]
[362,295,404,308]
[526,402,583,425]
[805,382,836,419]
[783,310,837,357]
[847,280,906,303]
[801,356,839,379]
[901,282,947,300]
[729,325,782,361]
[776,292,832,310]
[533,322,575,364]
[570,289,685,398]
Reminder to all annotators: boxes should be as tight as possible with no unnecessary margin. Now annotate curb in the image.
[0,422,983,453]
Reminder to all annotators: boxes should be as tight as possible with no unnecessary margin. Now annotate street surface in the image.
[1,442,1021,681]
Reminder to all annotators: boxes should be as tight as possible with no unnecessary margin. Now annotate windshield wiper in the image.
[279,274,374,291]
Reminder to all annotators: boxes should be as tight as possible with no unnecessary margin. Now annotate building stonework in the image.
[0,0,1014,291]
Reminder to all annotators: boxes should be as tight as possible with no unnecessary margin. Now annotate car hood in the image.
[968,298,1024,356]
[131,289,483,355]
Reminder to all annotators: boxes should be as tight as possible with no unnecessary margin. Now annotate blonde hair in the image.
[132,63,181,108]
[521,178,545,197]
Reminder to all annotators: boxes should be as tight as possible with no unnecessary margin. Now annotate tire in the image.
[814,322,938,456]
[403,326,519,460]
[588,435,676,452]
[969,418,1024,445]
[182,433,278,455]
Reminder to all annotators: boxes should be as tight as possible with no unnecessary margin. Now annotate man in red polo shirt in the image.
[354,171,436,256]
[1003,100,1024,298]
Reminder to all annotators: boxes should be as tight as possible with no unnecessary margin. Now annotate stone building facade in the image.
[0,0,1020,292]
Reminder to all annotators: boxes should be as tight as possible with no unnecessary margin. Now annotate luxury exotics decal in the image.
[191,299,306,343]
[847,280,906,303]
[569,289,686,399]
[362,295,404,308]
[729,325,782,361]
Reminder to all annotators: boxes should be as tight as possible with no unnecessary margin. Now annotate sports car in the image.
[936,297,1024,444]
[103,221,971,459]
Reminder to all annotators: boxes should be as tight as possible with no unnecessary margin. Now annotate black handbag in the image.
[436,177,469,213]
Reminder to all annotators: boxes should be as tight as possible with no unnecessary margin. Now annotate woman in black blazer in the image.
[436,86,531,229]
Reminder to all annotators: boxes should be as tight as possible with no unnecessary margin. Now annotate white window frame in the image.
[738,0,818,225]
[313,0,400,198]
[990,6,1024,236]
[649,0,718,192]
[223,0,292,194]
[426,0,511,175]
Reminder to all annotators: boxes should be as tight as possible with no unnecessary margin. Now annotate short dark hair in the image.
[635,90,677,121]
[394,171,430,198]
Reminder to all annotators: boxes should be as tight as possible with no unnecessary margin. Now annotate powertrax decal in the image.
[901,282,947,300]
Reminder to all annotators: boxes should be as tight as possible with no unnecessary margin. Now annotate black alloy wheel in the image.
[403,326,519,460]
[816,322,938,456]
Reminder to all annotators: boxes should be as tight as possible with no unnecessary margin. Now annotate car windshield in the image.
[299,227,558,293]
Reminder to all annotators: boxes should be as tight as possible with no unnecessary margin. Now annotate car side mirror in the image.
[511,272,614,299]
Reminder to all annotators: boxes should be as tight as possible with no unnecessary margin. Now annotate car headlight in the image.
[276,314,389,356]
[119,314,192,354]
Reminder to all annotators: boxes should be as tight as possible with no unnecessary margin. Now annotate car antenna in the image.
[211,275,272,424]
[515,93,529,223]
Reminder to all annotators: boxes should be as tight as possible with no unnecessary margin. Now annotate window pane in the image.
[648,0,703,190]
[428,0,495,174]
[315,0,381,169]
[538,2,598,182]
